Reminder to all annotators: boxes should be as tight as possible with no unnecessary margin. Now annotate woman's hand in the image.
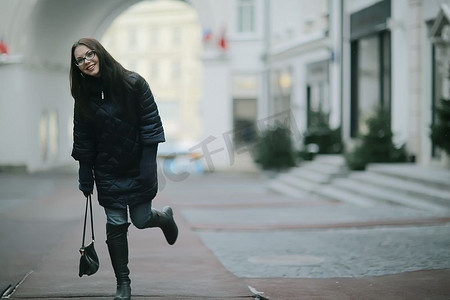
[82,190,92,198]
[78,162,94,197]
[139,144,158,181]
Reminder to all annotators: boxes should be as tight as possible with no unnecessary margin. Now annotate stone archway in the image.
[1,0,225,69]
[0,0,232,171]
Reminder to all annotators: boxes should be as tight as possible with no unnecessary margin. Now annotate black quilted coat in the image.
[72,72,165,209]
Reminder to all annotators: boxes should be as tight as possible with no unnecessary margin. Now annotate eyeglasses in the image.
[74,50,96,66]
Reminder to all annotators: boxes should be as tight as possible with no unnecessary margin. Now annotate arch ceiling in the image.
[0,0,215,71]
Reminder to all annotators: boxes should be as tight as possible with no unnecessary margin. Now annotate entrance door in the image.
[350,31,391,137]
[233,98,257,146]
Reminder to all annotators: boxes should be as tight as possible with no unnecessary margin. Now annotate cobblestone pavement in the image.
[168,171,450,279]
[197,225,450,278]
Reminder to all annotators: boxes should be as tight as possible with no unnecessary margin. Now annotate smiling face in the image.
[74,44,100,77]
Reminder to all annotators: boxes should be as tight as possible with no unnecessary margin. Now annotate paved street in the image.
[1,164,450,299]
[0,170,82,297]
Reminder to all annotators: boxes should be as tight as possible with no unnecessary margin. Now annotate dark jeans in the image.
[104,201,153,229]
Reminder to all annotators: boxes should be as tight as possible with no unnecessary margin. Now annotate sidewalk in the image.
[4,168,450,299]
[7,173,251,299]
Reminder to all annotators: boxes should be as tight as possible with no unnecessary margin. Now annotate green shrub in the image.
[304,110,343,153]
[430,98,450,155]
[298,110,343,161]
[345,106,407,170]
[303,126,343,154]
[253,125,296,170]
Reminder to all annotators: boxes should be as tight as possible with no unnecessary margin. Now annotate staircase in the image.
[269,157,450,213]
[268,155,348,198]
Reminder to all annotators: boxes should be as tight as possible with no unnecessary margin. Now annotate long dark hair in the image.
[70,38,135,119]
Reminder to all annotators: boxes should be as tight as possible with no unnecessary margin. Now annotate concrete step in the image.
[267,180,310,198]
[306,155,347,170]
[350,172,450,207]
[313,184,376,207]
[269,158,450,213]
[277,172,320,193]
[367,163,450,191]
[313,154,346,166]
[330,177,447,213]
[290,167,332,184]
[268,155,349,197]
[301,161,347,177]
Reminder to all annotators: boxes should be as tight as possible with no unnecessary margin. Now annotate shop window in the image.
[233,98,257,145]
[350,31,391,137]
[307,82,330,128]
[431,45,445,157]
[349,0,391,137]
[306,60,330,129]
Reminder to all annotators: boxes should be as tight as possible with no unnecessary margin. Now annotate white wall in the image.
[197,56,232,171]
[390,0,410,147]
[0,64,73,172]
[0,64,30,167]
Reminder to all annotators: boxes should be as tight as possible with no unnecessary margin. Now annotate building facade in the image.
[263,0,450,167]
[343,0,449,166]
[264,0,338,151]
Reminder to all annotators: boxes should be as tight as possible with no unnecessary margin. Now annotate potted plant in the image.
[345,106,407,170]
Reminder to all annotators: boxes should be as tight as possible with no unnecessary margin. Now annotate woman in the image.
[70,38,178,300]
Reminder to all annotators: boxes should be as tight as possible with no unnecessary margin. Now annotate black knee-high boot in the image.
[146,206,178,245]
[106,223,131,300]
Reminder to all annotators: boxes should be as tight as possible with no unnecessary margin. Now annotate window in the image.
[151,28,159,45]
[172,61,181,79]
[151,61,159,80]
[237,0,255,33]
[350,31,391,137]
[349,0,391,137]
[173,27,181,45]
[431,45,445,157]
[157,101,179,137]
[233,98,257,145]
[129,27,137,48]
[307,82,330,128]
[306,60,330,128]
[357,36,380,135]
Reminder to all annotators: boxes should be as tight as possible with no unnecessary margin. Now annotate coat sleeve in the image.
[135,75,165,145]
[71,102,96,163]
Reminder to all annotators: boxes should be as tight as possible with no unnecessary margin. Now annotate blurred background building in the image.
[0,0,449,172]
[102,0,202,152]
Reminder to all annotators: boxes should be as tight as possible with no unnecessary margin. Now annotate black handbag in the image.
[78,194,99,277]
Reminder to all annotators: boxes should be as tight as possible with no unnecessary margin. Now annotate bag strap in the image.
[81,195,95,248]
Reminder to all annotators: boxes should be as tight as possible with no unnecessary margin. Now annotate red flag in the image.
[0,40,8,54]
[218,30,227,50]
